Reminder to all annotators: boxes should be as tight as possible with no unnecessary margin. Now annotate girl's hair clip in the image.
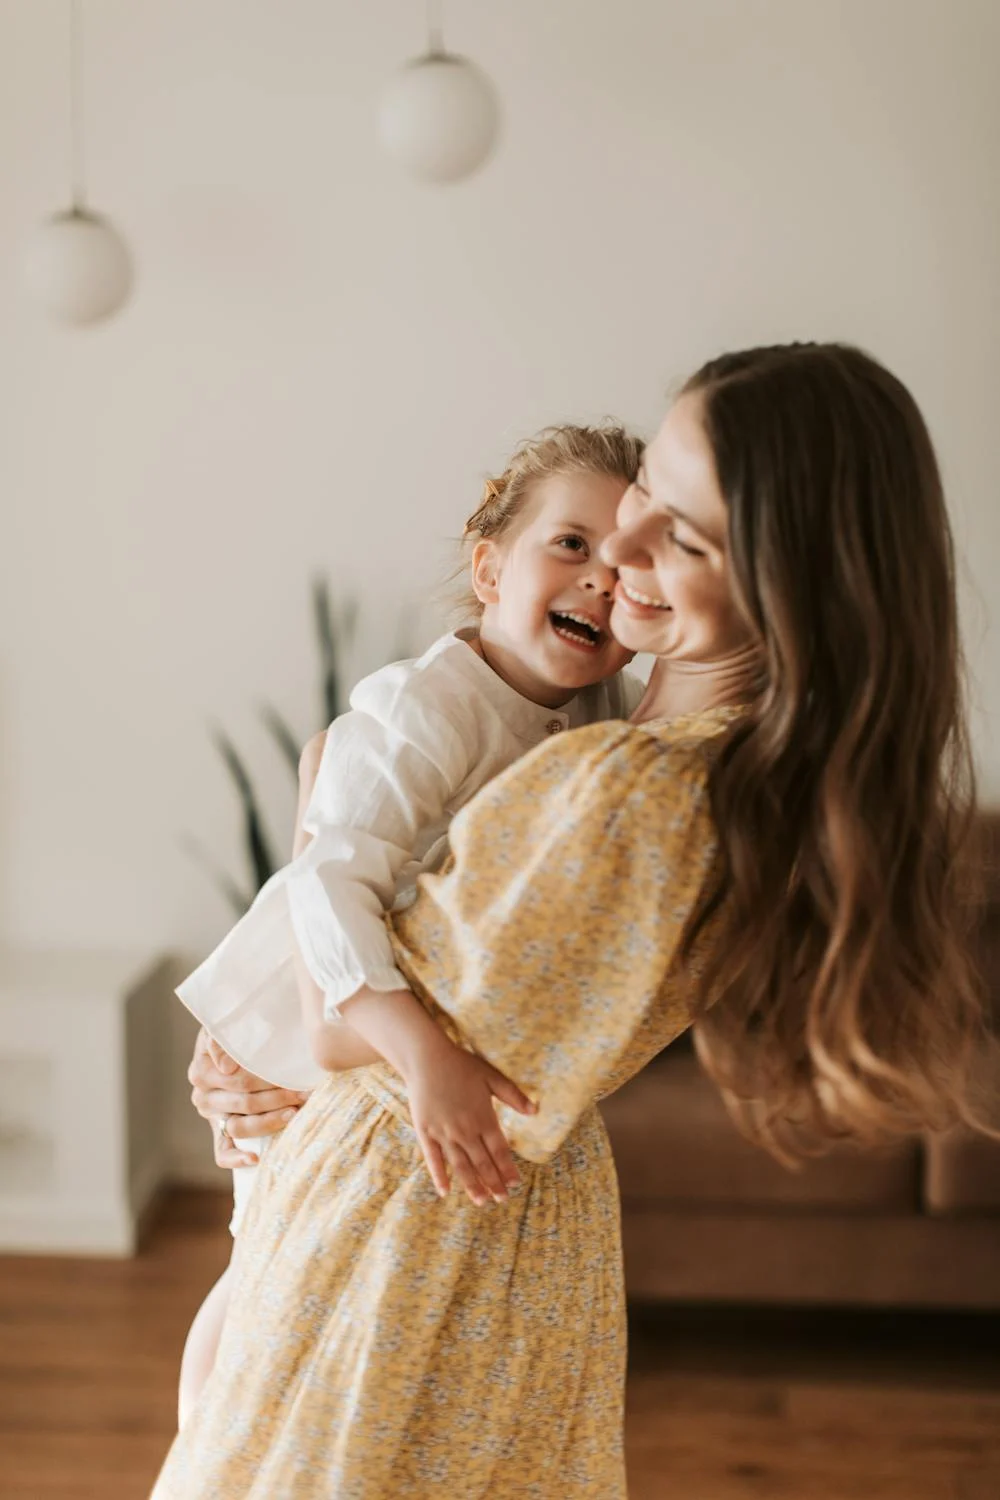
[464,474,508,536]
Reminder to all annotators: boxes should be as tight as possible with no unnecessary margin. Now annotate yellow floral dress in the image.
[151,709,739,1500]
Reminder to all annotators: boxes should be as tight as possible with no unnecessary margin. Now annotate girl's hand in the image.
[188,1027,311,1168]
[405,1038,537,1206]
[336,984,537,1204]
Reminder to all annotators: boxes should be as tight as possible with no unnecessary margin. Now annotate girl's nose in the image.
[580,555,617,599]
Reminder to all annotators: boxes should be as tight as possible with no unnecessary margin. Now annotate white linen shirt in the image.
[177,630,644,1092]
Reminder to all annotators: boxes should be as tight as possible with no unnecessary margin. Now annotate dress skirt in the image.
[150,1064,628,1499]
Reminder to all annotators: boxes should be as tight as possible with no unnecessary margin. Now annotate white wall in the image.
[1,1,998,963]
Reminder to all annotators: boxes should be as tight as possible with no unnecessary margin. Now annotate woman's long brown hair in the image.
[683,343,993,1160]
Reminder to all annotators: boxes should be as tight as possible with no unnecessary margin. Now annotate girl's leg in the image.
[177,1263,232,1430]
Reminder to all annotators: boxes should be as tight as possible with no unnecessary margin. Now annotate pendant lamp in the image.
[23,1,133,326]
[378,1,500,184]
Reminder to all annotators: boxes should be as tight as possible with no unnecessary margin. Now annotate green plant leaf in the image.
[261,703,302,779]
[313,576,357,725]
[340,596,359,646]
[312,576,337,723]
[190,582,366,908]
[211,727,278,893]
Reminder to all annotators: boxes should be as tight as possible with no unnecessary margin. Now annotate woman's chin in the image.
[609,601,669,656]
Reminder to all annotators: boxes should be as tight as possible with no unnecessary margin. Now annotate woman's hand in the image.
[188,1027,312,1169]
[405,1036,537,1206]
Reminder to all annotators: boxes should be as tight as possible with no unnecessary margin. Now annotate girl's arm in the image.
[294,730,536,1200]
[388,720,720,1165]
[338,983,536,1204]
[296,954,385,1072]
[285,686,473,1024]
[292,732,384,1073]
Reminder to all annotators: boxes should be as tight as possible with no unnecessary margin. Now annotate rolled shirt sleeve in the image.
[286,670,473,1016]
[176,663,474,1085]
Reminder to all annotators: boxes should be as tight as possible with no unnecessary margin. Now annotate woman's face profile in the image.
[602,393,753,664]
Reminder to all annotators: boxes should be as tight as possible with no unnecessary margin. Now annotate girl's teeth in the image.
[553,625,598,648]
[550,610,602,647]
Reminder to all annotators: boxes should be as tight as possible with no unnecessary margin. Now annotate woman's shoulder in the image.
[546,703,742,778]
[442,711,728,916]
[482,706,741,830]
[636,702,747,774]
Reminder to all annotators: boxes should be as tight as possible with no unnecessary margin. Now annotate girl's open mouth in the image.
[549,611,604,650]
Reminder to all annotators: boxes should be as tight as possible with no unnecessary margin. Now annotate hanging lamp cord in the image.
[426,0,445,57]
[69,0,86,211]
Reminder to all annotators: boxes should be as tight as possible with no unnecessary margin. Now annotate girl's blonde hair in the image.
[450,422,645,621]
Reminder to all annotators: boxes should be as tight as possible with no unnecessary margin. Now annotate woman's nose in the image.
[601,520,648,571]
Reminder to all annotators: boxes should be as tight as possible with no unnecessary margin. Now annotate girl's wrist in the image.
[393,1011,455,1083]
[340,985,451,1080]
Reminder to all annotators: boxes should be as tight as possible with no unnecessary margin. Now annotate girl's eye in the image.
[556,535,588,555]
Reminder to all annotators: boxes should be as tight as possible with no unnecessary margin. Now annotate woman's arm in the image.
[388,720,720,1164]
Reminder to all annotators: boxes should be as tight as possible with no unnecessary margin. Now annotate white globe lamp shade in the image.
[23,208,133,326]
[378,53,499,184]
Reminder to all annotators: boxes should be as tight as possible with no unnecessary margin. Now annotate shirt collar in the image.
[448,629,580,741]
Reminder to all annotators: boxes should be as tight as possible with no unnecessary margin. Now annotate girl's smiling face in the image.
[473,470,635,706]
[601,393,753,662]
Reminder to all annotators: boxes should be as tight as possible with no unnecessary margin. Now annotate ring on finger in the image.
[215,1114,233,1145]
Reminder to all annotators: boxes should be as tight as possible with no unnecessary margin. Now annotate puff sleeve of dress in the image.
[389,712,733,1164]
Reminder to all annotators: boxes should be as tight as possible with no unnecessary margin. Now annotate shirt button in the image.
[546,719,564,734]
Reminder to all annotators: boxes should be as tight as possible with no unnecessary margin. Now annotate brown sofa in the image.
[601,814,1000,1309]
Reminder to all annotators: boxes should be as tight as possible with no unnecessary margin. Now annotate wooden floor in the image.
[1,1190,998,1500]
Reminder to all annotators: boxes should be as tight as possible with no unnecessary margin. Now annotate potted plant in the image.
[187,578,358,915]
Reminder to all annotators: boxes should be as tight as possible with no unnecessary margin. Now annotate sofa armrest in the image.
[924,1125,1000,1215]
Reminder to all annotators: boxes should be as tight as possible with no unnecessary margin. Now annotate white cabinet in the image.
[0,948,173,1255]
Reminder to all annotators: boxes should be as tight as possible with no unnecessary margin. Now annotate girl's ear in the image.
[471,539,502,607]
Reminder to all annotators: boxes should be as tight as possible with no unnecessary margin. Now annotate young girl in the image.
[175,422,646,1425]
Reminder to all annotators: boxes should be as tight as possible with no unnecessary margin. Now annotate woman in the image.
[166,343,989,1498]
